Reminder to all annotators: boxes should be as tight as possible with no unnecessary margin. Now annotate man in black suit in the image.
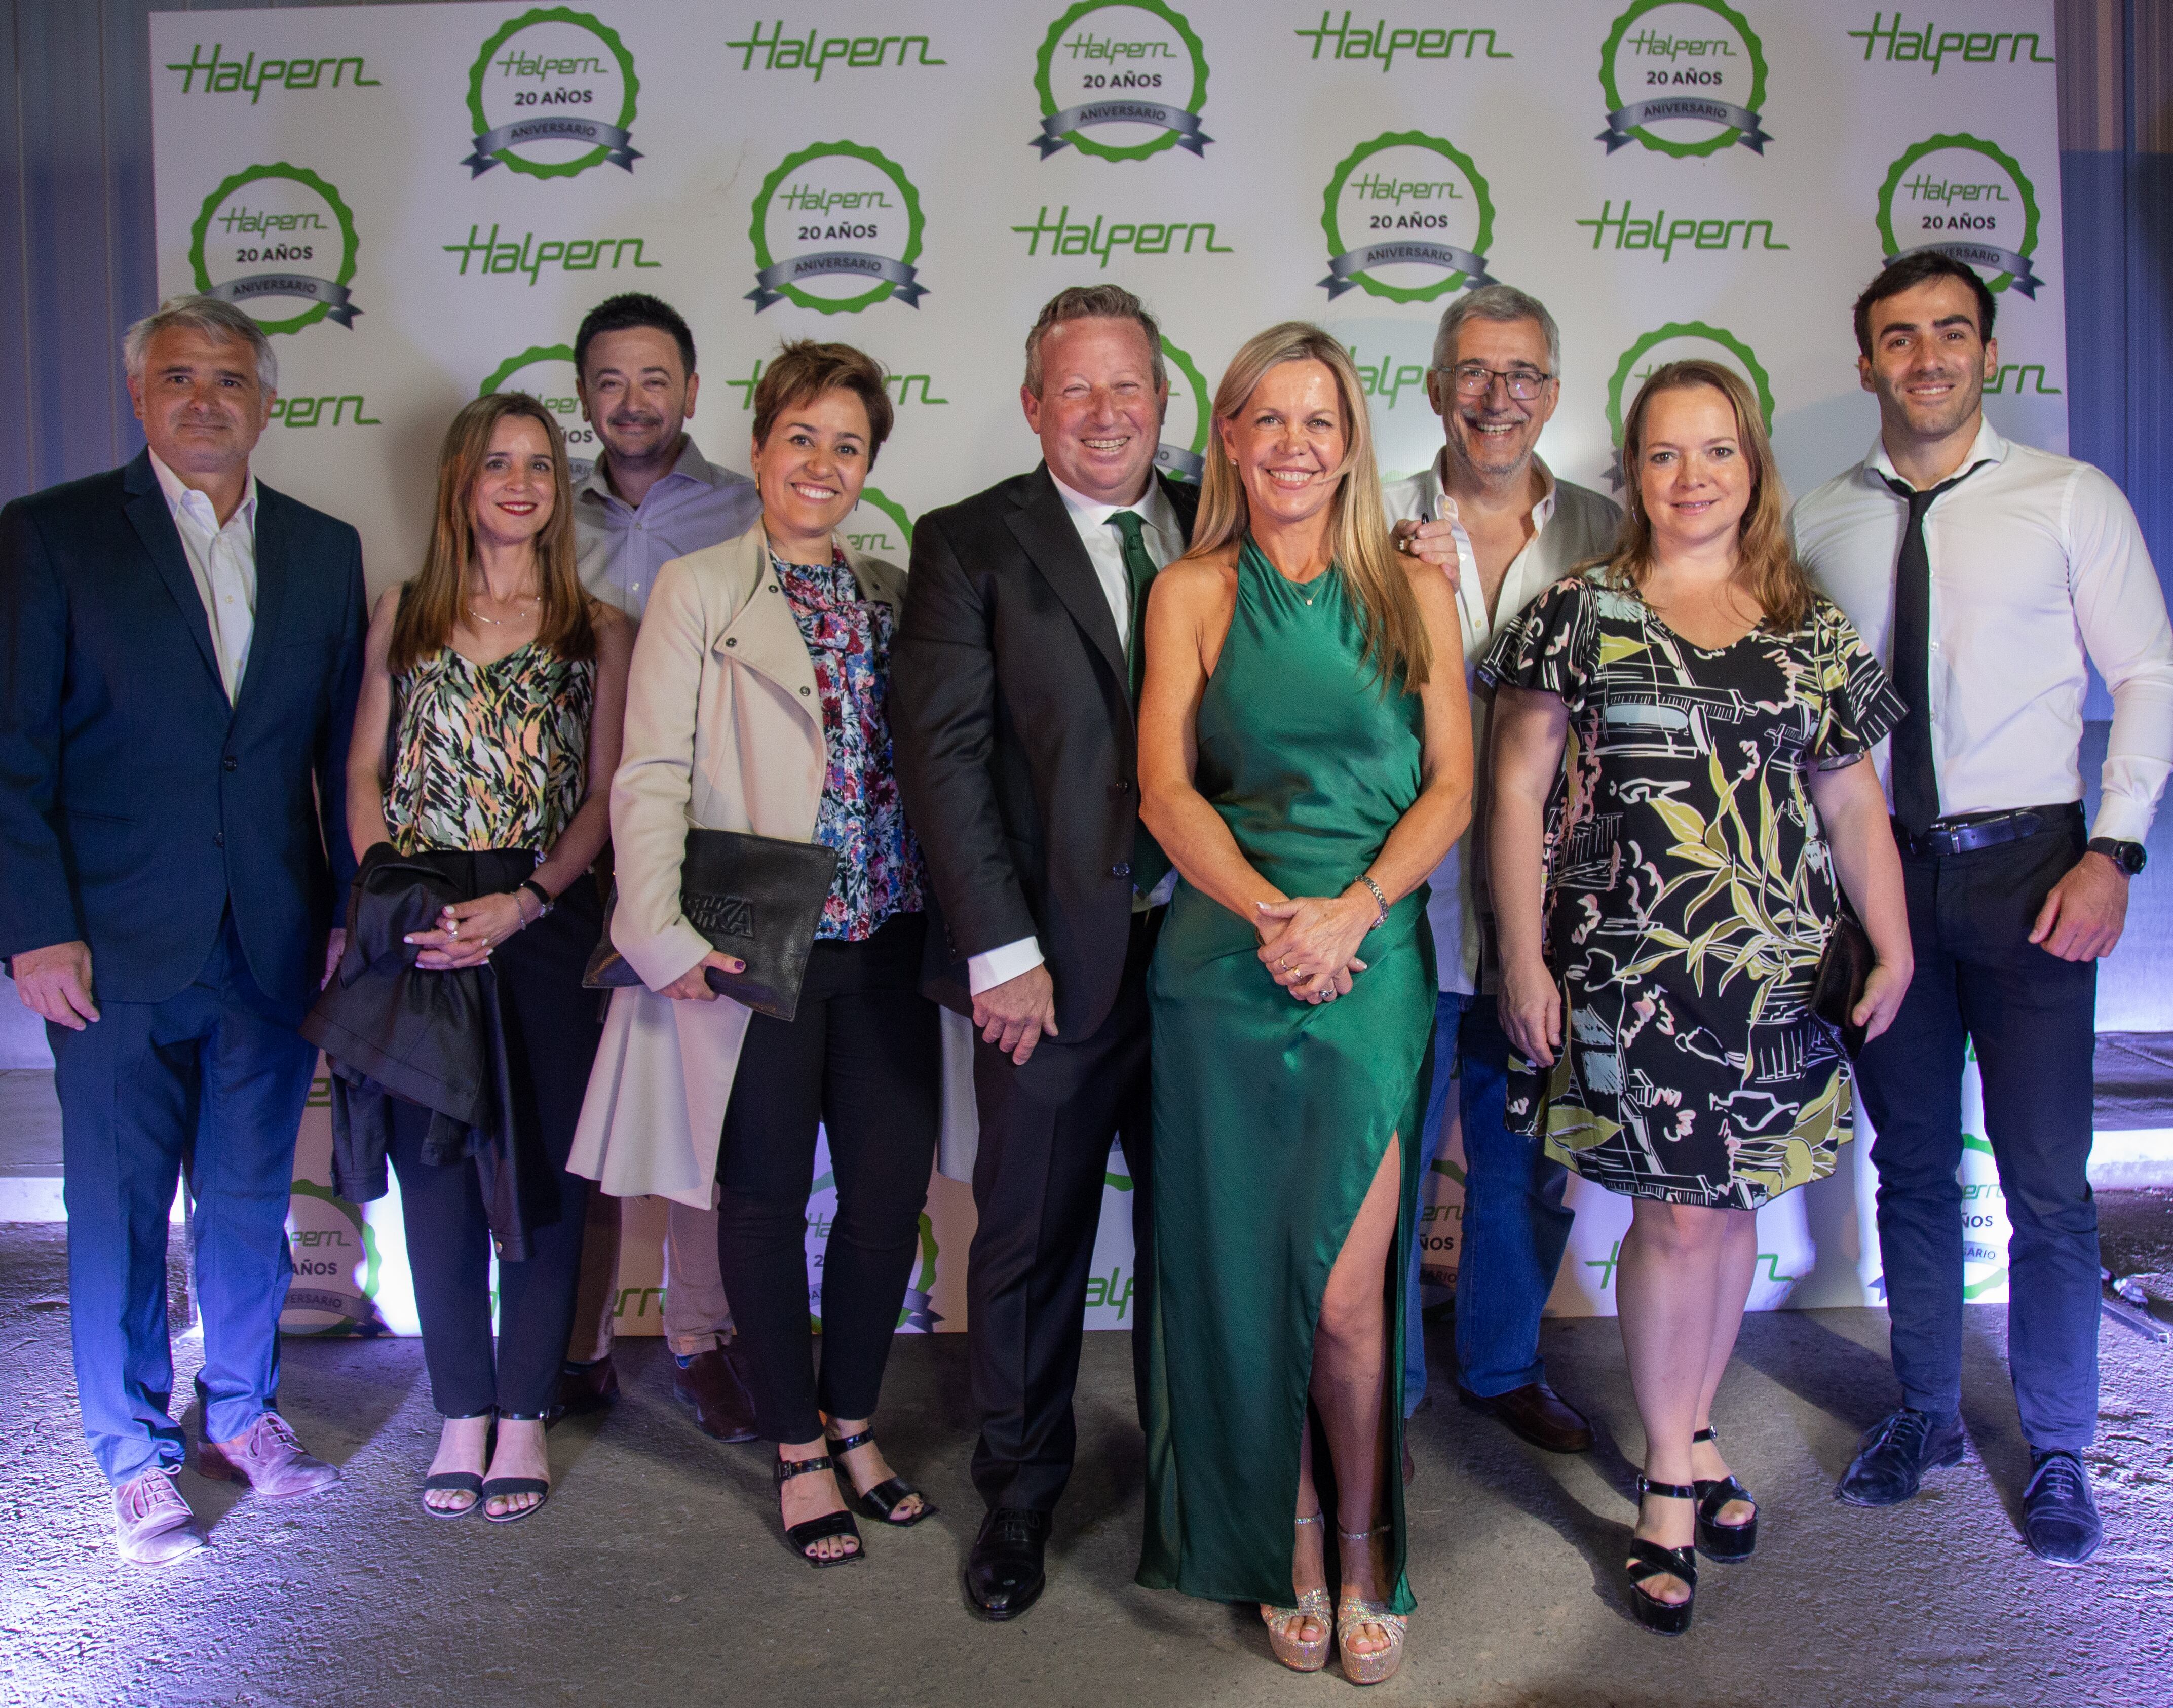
[0,297,365,1565]
[893,284,1197,1620]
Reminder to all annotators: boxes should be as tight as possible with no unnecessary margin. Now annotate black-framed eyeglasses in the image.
[1443,363,1553,401]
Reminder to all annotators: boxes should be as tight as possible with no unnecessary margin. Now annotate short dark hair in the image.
[752,340,895,465]
[575,292,696,381]
[1022,285,1165,398]
[1852,251,1997,358]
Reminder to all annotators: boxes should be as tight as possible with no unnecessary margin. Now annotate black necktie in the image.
[1883,469,1976,839]
[1108,509,1169,892]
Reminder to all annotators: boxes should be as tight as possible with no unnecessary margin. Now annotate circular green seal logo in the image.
[1155,333,1210,482]
[1032,0,1211,162]
[1604,321,1774,485]
[1877,132,2043,298]
[188,162,360,336]
[747,140,927,315]
[480,344,594,481]
[1319,132,1496,305]
[464,6,640,179]
[843,486,916,557]
[1597,0,1771,158]
[281,1181,387,1337]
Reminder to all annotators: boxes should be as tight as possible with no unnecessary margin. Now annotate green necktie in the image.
[1108,509,1169,893]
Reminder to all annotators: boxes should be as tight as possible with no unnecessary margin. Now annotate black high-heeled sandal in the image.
[1691,1424,1759,1562]
[421,1411,494,1520]
[826,1427,938,1528]
[480,1411,552,1525]
[776,1453,864,1567]
[1625,1477,1699,1636]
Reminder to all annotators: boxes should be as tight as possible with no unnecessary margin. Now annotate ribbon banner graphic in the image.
[1033,100,1211,158]
[466,116,640,176]
[1892,240,2046,298]
[1321,240,1494,300]
[207,272,362,326]
[1598,97,1771,153]
[747,251,928,311]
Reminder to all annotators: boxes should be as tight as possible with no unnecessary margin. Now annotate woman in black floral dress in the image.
[1485,363,1913,1634]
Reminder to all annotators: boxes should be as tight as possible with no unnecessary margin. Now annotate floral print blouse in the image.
[772,548,927,941]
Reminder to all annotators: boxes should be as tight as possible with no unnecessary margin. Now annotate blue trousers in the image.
[52,916,316,1485]
[1853,820,2101,1453]
[1405,990,1576,1414]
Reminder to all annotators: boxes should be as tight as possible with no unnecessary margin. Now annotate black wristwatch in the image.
[2087,837,2147,876]
[518,878,556,916]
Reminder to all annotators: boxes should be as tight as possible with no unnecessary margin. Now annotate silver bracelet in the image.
[1359,875,1389,930]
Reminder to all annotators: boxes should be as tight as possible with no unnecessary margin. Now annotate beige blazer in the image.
[568,523,976,1207]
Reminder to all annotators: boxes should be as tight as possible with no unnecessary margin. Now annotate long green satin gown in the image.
[1138,539,1434,1612]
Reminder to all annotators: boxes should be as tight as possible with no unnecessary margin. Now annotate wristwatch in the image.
[518,878,556,916]
[2087,837,2147,876]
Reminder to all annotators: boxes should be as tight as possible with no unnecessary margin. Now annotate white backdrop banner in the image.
[148,0,2064,1334]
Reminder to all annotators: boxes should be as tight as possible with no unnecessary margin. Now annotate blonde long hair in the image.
[390,392,594,675]
[1605,360,1812,632]
[1187,322,1431,691]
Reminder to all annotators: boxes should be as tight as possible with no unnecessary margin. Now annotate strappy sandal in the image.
[1260,1512,1332,1673]
[1625,1477,1699,1635]
[775,1452,863,1567]
[481,1411,551,1524]
[421,1410,493,1519]
[1692,1424,1759,1562]
[826,1426,937,1528]
[1335,1525,1409,1685]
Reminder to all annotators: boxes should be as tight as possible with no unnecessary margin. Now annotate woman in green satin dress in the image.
[1134,323,1472,1685]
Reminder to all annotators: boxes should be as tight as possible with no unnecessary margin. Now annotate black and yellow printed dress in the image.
[1478,575,1903,1210]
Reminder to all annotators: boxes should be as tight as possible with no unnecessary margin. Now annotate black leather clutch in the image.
[1810,907,1875,1059]
[581,828,840,1023]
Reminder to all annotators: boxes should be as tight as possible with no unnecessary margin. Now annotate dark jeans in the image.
[52,912,318,1484]
[1854,816,2101,1453]
[1405,990,1574,1412]
[715,914,939,1444]
[967,908,1158,1514]
[388,856,602,1419]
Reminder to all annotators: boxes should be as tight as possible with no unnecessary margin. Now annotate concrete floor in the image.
[1,1224,2168,1708]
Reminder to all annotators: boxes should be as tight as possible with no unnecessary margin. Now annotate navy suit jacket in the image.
[0,450,366,1018]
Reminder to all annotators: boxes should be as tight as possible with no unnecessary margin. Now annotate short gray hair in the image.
[1022,284,1165,399]
[1430,285,1561,378]
[124,296,278,393]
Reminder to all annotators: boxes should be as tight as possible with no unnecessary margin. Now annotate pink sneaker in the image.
[114,1467,207,1566]
[196,1412,341,1498]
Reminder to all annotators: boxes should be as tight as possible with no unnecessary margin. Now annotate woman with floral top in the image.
[570,341,938,1569]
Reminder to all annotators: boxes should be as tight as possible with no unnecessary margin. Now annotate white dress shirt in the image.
[150,451,258,702]
[575,435,763,621]
[1382,453,1620,995]
[967,472,1184,997]
[1791,418,2173,844]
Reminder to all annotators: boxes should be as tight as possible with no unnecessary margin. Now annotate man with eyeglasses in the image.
[1383,284,1620,1457]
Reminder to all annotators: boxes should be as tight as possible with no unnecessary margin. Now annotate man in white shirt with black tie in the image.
[1793,251,2173,1565]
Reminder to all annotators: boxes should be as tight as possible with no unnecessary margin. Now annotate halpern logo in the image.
[725,20,946,80]
[443,225,663,289]
[1032,0,1212,161]
[189,163,361,335]
[1291,11,1512,69]
[1877,132,2044,297]
[1846,12,2052,72]
[1009,206,1233,268]
[1575,199,1788,261]
[164,44,380,100]
[844,488,917,556]
[1319,130,1495,303]
[747,141,928,313]
[465,7,641,178]
[1596,0,1771,157]
[281,1181,387,1337]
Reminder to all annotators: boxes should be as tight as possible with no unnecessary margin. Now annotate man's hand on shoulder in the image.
[1391,518,1463,587]
[973,964,1058,1066]
[2030,851,2130,961]
[12,940,98,1029]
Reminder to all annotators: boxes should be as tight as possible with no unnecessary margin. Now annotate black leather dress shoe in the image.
[1458,1382,1596,1454]
[673,1344,759,1443]
[2022,1450,2102,1565]
[554,1354,620,1419]
[1835,1407,1967,1506]
[965,1507,1050,1620]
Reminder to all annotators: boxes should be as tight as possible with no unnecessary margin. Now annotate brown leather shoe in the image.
[1458,1382,1595,1454]
[556,1354,621,1417]
[114,1466,208,1566]
[197,1411,341,1497]
[673,1343,759,1443]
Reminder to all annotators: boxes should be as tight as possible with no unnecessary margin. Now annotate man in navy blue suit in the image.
[0,296,366,1565]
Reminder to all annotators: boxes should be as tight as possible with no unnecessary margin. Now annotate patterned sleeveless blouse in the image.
[384,641,594,855]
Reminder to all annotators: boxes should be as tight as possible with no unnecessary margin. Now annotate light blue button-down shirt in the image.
[573,435,762,621]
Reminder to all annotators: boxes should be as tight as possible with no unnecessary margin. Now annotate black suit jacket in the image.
[0,449,366,1018]
[893,463,1198,1040]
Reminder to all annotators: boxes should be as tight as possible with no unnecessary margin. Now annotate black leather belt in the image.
[1896,801,2082,858]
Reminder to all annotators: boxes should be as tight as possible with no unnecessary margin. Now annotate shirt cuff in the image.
[2090,797,2155,846]
[968,936,1044,996]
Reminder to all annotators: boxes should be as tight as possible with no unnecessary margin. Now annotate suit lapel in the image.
[121,454,225,697]
[1006,466,1125,685]
[233,486,289,713]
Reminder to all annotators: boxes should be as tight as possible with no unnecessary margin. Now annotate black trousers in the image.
[715,914,940,1444]
[389,854,602,1419]
[967,908,1158,1515]
[1853,815,2101,1452]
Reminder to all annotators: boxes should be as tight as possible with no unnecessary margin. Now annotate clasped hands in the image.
[1255,890,1374,1006]
[404,890,542,971]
